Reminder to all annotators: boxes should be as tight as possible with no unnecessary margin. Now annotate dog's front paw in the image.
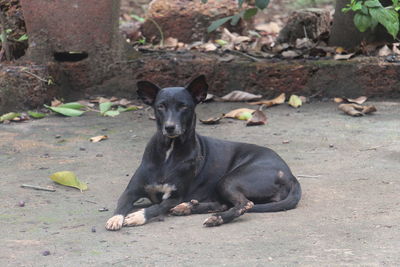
[171,202,192,216]
[123,209,146,226]
[105,215,124,231]
[203,215,224,227]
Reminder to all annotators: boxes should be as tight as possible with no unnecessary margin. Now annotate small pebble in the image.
[98,207,109,212]
[18,200,25,207]
[96,154,103,157]
[79,147,86,151]
[329,144,334,148]
[55,135,61,139]
[42,250,51,256]
[91,226,96,233]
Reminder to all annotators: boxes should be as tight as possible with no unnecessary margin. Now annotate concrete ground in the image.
[1,101,399,266]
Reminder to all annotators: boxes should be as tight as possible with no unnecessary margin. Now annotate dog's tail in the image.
[248,178,301,213]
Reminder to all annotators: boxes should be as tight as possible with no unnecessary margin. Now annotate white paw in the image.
[105,215,124,231]
[123,209,146,226]
[170,202,192,215]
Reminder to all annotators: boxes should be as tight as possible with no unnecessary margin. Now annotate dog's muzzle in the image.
[163,124,182,138]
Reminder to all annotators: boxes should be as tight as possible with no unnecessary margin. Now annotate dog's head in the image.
[137,75,208,139]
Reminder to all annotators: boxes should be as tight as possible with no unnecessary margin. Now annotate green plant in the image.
[342,0,400,39]
[205,0,271,32]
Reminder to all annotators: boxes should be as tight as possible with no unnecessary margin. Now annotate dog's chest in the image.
[144,183,176,203]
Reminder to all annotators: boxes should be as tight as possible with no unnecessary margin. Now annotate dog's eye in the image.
[157,104,165,110]
[179,104,188,110]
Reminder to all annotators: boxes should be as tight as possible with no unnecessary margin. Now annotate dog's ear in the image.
[137,81,161,106]
[186,75,208,104]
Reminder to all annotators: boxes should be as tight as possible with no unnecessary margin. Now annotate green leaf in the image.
[6,29,12,34]
[44,104,85,117]
[230,14,241,26]
[215,39,228,46]
[27,111,47,119]
[49,171,88,191]
[17,34,28,42]
[130,14,145,23]
[59,102,85,110]
[369,7,399,39]
[354,13,372,32]
[243,8,258,20]
[351,1,362,11]
[255,0,270,10]
[207,16,233,33]
[99,102,113,114]
[364,0,382,8]
[0,112,20,122]
[104,110,120,117]
[288,95,302,108]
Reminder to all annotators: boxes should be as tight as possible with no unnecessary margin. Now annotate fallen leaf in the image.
[51,98,62,107]
[59,102,86,110]
[89,135,108,142]
[202,43,217,51]
[295,38,313,50]
[335,47,346,54]
[215,39,228,46]
[281,50,300,58]
[204,93,215,102]
[338,103,377,116]
[333,97,344,103]
[378,45,392,57]
[334,53,355,60]
[347,96,367,105]
[199,116,222,125]
[255,22,281,34]
[288,95,302,108]
[299,96,308,103]
[220,90,262,102]
[44,105,85,117]
[164,37,178,48]
[117,98,132,106]
[0,112,21,122]
[49,171,88,191]
[249,93,286,107]
[246,110,267,126]
[104,110,120,117]
[117,105,140,112]
[99,102,113,114]
[224,108,255,120]
[98,97,111,104]
[27,111,47,119]
[77,100,95,108]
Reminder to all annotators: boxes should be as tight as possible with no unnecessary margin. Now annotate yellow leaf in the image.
[49,171,88,191]
[288,95,302,108]
[223,108,255,120]
[249,93,285,107]
[89,135,108,142]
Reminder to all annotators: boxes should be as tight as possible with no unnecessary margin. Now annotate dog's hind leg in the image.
[203,173,254,227]
[170,200,228,216]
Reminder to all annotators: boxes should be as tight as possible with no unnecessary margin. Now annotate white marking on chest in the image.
[145,183,177,202]
[165,140,175,161]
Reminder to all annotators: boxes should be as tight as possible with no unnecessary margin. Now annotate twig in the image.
[0,9,11,61]
[229,50,261,62]
[303,25,308,39]
[148,18,164,47]
[297,174,321,179]
[22,69,48,82]
[21,184,56,192]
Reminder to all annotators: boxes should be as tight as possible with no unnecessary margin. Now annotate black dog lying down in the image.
[106,75,301,230]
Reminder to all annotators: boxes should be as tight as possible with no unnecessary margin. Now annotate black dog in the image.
[105,75,301,230]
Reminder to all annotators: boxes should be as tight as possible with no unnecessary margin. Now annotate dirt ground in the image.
[1,101,399,266]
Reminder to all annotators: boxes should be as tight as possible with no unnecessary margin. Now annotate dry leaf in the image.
[255,22,281,34]
[51,98,62,107]
[333,97,344,103]
[77,100,95,108]
[378,45,392,57]
[295,38,313,50]
[98,97,111,104]
[335,47,345,54]
[224,108,255,120]
[204,93,215,102]
[334,53,355,60]
[220,91,262,102]
[199,116,222,125]
[281,50,300,58]
[288,95,302,108]
[338,104,377,116]
[89,135,108,142]
[249,93,286,107]
[347,96,367,105]
[117,98,132,106]
[232,36,251,45]
[299,96,308,103]
[246,110,267,126]
[202,43,217,51]
[164,37,179,48]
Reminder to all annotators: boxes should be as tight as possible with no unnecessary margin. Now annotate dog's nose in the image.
[164,124,176,133]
